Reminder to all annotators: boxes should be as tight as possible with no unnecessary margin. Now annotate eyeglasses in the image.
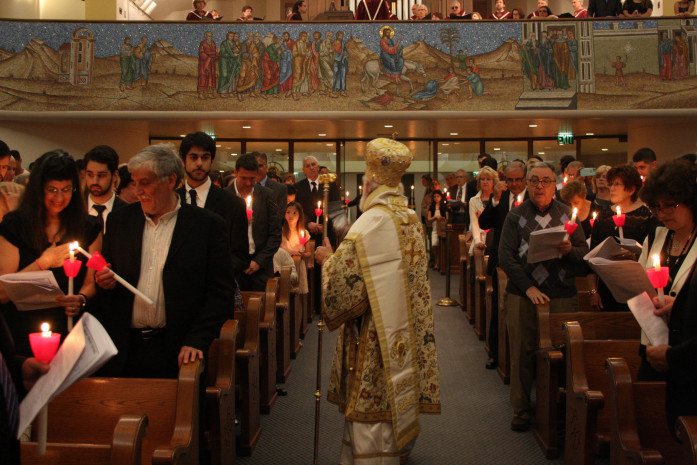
[45,185,75,195]
[451,6,459,9]
[648,202,679,216]
[527,177,554,188]
[506,177,525,184]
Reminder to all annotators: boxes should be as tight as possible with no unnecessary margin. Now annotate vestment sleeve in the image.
[321,239,369,331]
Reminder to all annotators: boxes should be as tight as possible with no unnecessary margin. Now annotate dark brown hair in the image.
[607,164,643,203]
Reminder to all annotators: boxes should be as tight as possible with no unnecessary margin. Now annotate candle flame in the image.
[69,241,79,251]
[246,196,252,209]
[573,207,578,215]
[563,176,568,183]
[592,212,597,220]
[616,206,621,216]
[346,190,349,197]
[411,185,414,190]
[301,230,305,238]
[317,201,321,209]
[41,322,49,333]
[518,195,522,203]
[653,254,660,270]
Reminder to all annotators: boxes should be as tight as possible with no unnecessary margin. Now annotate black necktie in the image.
[93,204,107,230]
[0,352,19,437]
[189,189,198,207]
[311,181,317,192]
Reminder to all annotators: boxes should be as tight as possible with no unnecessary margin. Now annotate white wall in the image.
[39,0,85,20]
[0,0,39,19]
[628,121,697,163]
[0,120,150,166]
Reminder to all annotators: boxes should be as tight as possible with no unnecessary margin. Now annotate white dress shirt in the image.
[132,201,181,329]
[88,193,116,233]
[233,179,255,255]
[184,177,211,207]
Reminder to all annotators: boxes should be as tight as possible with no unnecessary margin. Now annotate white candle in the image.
[570,207,578,224]
[41,322,51,337]
[346,190,349,199]
[317,201,321,210]
[517,194,522,204]
[592,212,597,221]
[653,254,660,272]
[246,195,252,209]
[563,176,568,184]
[616,206,621,216]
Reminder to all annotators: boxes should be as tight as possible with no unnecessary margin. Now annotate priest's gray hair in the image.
[129,143,185,185]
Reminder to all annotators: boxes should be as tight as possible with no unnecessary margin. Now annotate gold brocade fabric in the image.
[322,187,441,430]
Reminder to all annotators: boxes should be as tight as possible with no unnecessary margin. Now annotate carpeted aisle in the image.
[237,270,565,464]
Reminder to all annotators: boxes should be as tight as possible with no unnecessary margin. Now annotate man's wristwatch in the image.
[588,289,597,295]
[77,293,88,310]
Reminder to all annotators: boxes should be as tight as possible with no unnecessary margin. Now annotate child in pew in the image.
[280,201,309,293]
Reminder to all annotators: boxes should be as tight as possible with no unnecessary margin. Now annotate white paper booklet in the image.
[0,271,64,311]
[586,257,656,303]
[584,236,642,261]
[627,292,669,346]
[528,225,567,264]
[17,313,118,438]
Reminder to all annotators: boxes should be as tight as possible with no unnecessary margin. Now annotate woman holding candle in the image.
[0,151,101,356]
[560,179,601,239]
[636,159,697,381]
[281,201,309,293]
[588,164,658,311]
[469,166,498,253]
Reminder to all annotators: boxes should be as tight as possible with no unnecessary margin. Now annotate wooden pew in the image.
[305,240,316,324]
[496,267,510,384]
[276,265,292,383]
[444,223,467,275]
[241,285,277,415]
[606,357,685,465]
[535,307,640,459]
[235,295,262,456]
[473,246,487,341]
[564,321,641,465]
[205,319,239,465]
[459,232,475,323]
[677,416,697,465]
[289,258,303,359]
[484,255,495,354]
[22,360,203,465]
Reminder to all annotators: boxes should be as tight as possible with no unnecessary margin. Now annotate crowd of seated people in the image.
[187,0,692,22]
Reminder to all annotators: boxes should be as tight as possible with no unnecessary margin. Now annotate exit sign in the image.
[558,132,574,145]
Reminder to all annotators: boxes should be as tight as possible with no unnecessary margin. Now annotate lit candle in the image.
[29,322,60,457]
[613,205,626,239]
[63,242,83,331]
[315,201,323,221]
[647,254,669,306]
[75,249,154,305]
[563,176,568,185]
[515,194,522,207]
[245,195,253,221]
[345,191,350,205]
[445,189,451,200]
[563,207,578,241]
[410,185,414,204]
[299,229,308,246]
[590,211,597,228]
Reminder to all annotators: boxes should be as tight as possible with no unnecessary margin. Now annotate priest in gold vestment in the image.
[316,138,441,465]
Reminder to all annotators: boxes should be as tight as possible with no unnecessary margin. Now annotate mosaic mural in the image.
[0,19,695,112]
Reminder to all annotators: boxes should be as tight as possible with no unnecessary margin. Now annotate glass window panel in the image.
[246,141,289,176]
[294,142,337,182]
[437,142,480,180]
[579,138,627,169]
[532,140,576,171]
[484,141,528,170]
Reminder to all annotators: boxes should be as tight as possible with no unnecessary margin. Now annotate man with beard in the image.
[84,145,128,233]
[176,132,249,278]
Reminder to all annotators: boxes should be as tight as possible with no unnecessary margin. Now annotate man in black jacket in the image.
[588,0,622,16]
[176,132,249,278]
[254,152,288,213]
[84,145,129,234]
[226,154,281,291]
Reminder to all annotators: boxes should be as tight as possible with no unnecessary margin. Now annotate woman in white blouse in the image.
[469,166,499,254]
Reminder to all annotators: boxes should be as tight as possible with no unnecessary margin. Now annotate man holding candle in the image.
[315,138,440,465]
[499,162,588,432]
[225,154,281,292]
[176,132,249,278]
[84,145,128,234]
[94,144,234,378]
[477,161,528,370]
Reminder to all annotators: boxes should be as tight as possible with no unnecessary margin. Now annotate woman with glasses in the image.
[591,164,612,209]
[0,151,101,356]
[588,164,658,311]
[638,159,697,383]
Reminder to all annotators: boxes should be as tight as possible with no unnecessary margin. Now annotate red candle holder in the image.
[62,259,82,278]
[564,221,578,236]
[345,199,350,205]
[29,332,60,363]
[612,214,626,228]
[589,219,595,228]
[647,267,669,289]
[86,251,108,271]
[246,209,253,221]
[299,236,308,246]
[315,208,323,219]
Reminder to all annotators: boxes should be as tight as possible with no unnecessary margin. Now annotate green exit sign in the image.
[558,133,574,145]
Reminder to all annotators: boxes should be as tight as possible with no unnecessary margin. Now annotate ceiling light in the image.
[216,144,221,148]
[242,126,251,129]
[275,148,282,152]
[538,152,545,155]
[493,148,501,151]
[586,132,594,136]
[384,125,393,128]
[601,148,609,151]
[450,132,458,136]
[318,133,326,137]
[326,143,333,146]
[437,152,442,155]
[442,143,450,146]
[529,124,538,128]
[454,142,460,145]
[179,134,186,137]
[231,153,238,156]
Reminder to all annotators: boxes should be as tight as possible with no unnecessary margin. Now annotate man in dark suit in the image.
[0,312,49,464]
[254,152,288,213]
[448,169,470,226]
[176,132,249,277]
[94,144,234,378]
[477,161,527,370]
[226,154,281,291]
[84,145,128,234]
[294,156,339,313]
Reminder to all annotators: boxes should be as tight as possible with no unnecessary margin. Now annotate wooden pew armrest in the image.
[543,349,564,367]
[111,414,148,465]
[212,319,238,391]
[537,303,553,348]
[677,416,697,465]
[152,359,203,465]
[584,389,605,410]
